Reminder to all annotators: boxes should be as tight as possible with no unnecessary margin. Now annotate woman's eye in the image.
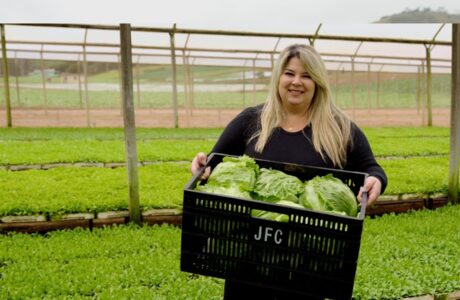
[284,72,294,76]
[303,74,311,78]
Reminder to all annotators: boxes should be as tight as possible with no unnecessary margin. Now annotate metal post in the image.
[0,24,12,127]
[309,24,322,47]
[272,37,281,69]
[169,24,179,128]
[183,34,192,117]
[335,63,342,106]
[421,60,426,125]
[40,44,48,115]
[425,45,433,126]
[82,29,90,127]
[448,23,460,204]
[119,23,141,224]
[351,42,362,120]
[416,66,421,113]
[77,54,83,108]
[182,49,190,118]
[136,55,141,108]
[118,54,123,114]
[252,58,257,105]
[14,51,20,107]
[351,58,356,119]
[189,56,195,115]
[242,64,246,108]
[376,65,384,108]
[367,63,371,110]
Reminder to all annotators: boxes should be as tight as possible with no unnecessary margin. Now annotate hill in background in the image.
[375,7,460,23]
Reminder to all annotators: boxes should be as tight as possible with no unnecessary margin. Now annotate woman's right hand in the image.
[191,152,210,178]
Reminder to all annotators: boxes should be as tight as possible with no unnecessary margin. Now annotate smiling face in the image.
[278,57,316,112]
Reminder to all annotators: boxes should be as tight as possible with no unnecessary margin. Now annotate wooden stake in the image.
[0,24,12,127]
[448,24,460,204]
[119,23,141,224]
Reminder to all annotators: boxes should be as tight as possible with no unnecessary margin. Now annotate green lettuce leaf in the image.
[251,200,305,222]
[300,174,357,217]
[253,168,304,203]
[206,155,259,192]
[195,184,252,200]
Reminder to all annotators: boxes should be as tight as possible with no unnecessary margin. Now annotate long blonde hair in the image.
[252,44,351,168]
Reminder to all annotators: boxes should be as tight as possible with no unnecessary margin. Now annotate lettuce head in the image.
[253,168,304,203]
[206,155,259,192]
[299,174,357,217]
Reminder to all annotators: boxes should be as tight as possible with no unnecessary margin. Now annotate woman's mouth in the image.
[288,89,304,95]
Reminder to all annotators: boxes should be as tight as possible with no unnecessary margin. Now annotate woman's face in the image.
[278,57,316,111]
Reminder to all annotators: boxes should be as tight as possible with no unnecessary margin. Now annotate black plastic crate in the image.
[181,153,368,300]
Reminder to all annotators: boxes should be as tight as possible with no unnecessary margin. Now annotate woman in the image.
[191,44,387,299]
[191,43,386,206]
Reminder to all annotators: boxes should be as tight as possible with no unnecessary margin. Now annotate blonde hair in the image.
[252,44,351,168]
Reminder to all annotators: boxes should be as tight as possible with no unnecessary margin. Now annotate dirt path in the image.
[0,107,451,128]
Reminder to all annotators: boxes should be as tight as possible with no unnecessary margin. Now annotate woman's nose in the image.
[292,75,302,85]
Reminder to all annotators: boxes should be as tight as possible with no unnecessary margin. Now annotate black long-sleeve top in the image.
[211,105,387,193]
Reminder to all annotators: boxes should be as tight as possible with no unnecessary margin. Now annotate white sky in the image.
[1,0,460,29]
[1,0,457,74]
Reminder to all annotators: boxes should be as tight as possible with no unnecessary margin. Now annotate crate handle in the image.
[358,191,368,219]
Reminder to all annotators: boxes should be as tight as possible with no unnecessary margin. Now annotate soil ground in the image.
[0,107,451,128]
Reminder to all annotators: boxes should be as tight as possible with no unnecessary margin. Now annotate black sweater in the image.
[211,105,387,193]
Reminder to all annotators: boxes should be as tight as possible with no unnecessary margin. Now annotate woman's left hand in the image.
[357,176,382,206]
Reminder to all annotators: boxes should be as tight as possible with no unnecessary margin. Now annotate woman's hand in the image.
[357,176,382,206]
[191,152,211,178]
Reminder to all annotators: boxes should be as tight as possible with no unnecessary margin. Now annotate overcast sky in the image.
[2,0,460,31]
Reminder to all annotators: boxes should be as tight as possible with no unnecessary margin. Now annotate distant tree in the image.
[375,7,460,23]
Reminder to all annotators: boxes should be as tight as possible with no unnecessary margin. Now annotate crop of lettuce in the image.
[0,126,457,218]
[0,224,224,299]
[0,140,215,165]
[369,136,449,157]
[363,127,448,138]
[0,205,459,299]
[354,204,460,299]
[379,156,449,195]
[0,135,451,166]
[0,153,455,217]
[0,127,223,141]
[0,164,189,217]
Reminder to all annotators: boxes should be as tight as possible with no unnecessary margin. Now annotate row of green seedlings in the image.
[0,156,452,218]
[1,205,459,299]
[0,136,450,166]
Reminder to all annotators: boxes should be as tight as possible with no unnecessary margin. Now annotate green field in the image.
[0,126,459,299]
[0,67,451,110]
[0,126,456,217]
[0,206,459,299]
